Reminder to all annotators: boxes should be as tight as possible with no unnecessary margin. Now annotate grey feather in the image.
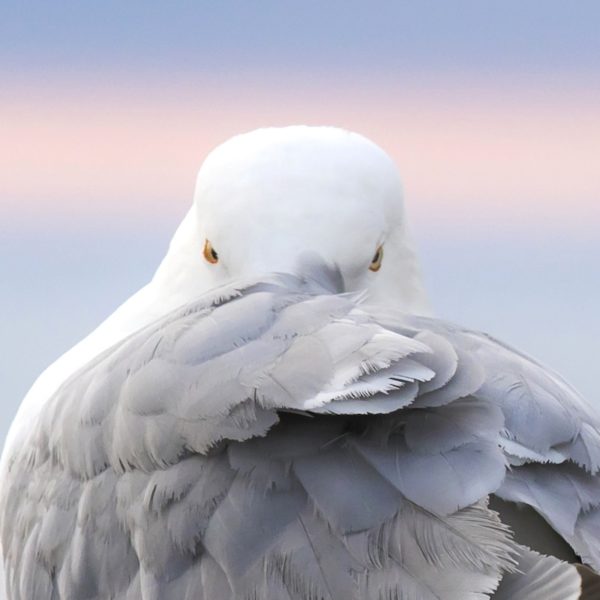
[354,436,506,516]
[2,265,599,598]
[293,444,403,534]
[492,546,582,600]
[496,462,600,569]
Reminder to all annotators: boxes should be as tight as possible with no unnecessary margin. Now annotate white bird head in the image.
[155,126,429,313]
[4,126,430,454]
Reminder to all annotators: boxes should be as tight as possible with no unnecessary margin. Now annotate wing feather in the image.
[2,266,598,598]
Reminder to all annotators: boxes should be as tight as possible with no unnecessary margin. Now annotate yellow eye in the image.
[369,244,384,272]
[203,239,219,264]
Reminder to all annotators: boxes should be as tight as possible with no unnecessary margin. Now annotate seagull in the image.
[1,126,599,599]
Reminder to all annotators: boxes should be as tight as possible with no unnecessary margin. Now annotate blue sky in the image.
[3,1,600,77]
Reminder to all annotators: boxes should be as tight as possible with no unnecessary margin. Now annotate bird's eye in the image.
[203,239,219,264]
[369,245,384,272]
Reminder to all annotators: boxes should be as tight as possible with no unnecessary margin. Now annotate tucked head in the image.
[1,126,432,453]
[156,126,428,313]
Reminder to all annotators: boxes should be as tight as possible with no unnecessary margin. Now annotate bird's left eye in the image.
[203,239,219,264]
[369,245,384,272]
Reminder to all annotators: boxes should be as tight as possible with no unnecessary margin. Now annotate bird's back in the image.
[2,266,599,599]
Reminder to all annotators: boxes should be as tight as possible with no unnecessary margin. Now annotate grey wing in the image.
[392,312,600,572]
[452,321,600,570]
[2,266,598,599]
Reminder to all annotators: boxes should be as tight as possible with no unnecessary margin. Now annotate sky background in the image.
[1,1,599,446]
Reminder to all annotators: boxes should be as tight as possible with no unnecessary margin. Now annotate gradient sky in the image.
[1,2,599,445]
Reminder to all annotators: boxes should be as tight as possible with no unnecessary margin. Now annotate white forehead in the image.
[195,126,403,220]
[193,126,405,273]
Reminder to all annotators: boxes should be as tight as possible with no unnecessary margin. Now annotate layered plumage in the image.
[2,264,599,599]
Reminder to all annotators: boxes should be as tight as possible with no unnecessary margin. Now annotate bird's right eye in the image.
[369,244,384,272]
[203,240,219,264]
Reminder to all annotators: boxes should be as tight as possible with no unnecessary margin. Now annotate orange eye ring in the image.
[369,245,384,272]
[203,239,219,264]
